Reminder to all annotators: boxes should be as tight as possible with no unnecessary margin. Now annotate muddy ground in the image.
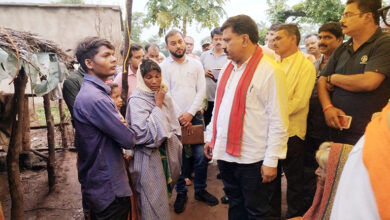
[0,127,287,220]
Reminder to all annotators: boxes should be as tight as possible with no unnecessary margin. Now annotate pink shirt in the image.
[113,67,137,101]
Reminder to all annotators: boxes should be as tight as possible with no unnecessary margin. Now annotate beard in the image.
[170,48,186,58]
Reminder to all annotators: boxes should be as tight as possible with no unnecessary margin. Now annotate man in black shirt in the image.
[63,67,84,117]
[318,0,390,145]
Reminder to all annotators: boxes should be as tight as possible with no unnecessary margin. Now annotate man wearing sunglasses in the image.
[318,0,390,145]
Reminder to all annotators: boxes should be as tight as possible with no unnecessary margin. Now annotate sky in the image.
[0,0,301,51]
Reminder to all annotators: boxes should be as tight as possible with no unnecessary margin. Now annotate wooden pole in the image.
[120,0,133,116]
[22,96,31,152]
[43,94,56,191]
[58,99,68,149]
[6,69,27,220]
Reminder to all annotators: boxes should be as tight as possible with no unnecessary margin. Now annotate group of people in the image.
[61,0,390,219]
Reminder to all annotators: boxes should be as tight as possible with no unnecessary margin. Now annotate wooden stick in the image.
[30,122,70,130]
[58,99,68,149]
[30,149,48,160]
[120,0,133,116]
[43,94,56,191]
[6,69,27,220]
[22,96,31,152]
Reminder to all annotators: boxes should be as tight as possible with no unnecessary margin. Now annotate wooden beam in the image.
[58,99,68,149]
[30,122,70,130]
[7,69,27,220]
[22,96,31,152]
[120,0,133,116]
[43,94,56,191]
[30,149,48,160]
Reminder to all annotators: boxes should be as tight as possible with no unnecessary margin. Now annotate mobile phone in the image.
[338,115,352,129]
[211,68,221,79]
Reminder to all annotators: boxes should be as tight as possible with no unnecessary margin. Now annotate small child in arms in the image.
[109,83,127,125]
[110,83,132,159]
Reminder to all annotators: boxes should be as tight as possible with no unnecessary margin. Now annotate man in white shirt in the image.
[160,30,218,214]
[204,15,289,219]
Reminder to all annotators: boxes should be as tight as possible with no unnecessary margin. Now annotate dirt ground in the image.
[0,150,228,220]
[0,127,287,220]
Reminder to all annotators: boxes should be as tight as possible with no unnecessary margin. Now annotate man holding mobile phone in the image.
[200,27,229,126]
[318,0,390,145]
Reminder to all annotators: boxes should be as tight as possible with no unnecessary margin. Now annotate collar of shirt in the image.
[346,28,383,50]
[232,56,251,71]
[208,49,227,57]
[127,66,136,76]
[278,50,300,64]
[83,74,111,95]
[167,54,190,64]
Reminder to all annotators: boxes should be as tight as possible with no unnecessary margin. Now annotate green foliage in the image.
[257,21,269,45]
[266,0,289,23]
[258,28,269,45]
[144,0,227,36]
[129,12,150,43]
[266,0,345,24]
[301,0,345,24]
[36,106,70,125]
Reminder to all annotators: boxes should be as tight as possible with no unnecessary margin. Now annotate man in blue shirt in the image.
[73,37,136,219]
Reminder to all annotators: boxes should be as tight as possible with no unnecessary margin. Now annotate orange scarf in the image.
[363,103,390,220]
[210,45,263,156]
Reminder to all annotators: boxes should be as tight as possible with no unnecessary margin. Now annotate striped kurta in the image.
[126,91,171,220]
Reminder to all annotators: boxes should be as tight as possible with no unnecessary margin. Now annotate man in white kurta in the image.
[204,15,289,219]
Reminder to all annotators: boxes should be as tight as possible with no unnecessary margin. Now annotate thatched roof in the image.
[0,27,72,66]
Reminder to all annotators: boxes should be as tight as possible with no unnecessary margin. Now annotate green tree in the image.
[129,12,150,43]
[257,21,269,45]
[266,0,345,24]
[144,0,227,36]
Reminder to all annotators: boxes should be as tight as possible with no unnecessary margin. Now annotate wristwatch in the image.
[327,75,332,84]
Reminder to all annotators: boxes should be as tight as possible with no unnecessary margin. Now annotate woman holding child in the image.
[125,58,182,220]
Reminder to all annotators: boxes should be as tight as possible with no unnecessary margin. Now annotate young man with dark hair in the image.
[271,23,316,219]
[266,21,282,50]
[200,26,228,126]
[113,43,144,100]
[318,0,390,145]
[63,62,85,118]
[204,15,289,219]
[73,37,136,219]
[160,29,218,213]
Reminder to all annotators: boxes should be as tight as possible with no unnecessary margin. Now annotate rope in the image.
[122,8,131,73]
